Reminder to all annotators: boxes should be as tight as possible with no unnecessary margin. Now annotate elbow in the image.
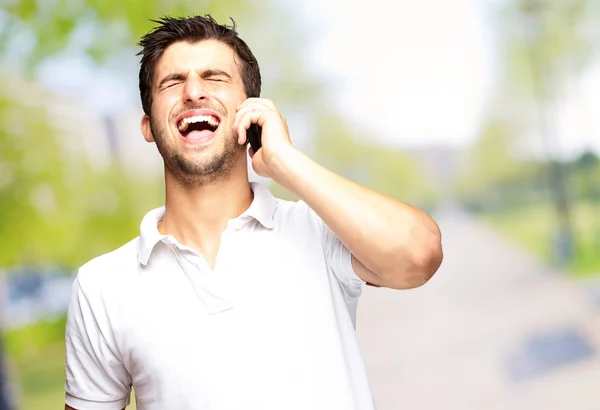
[383,230,443,290]
[409,237,443,287]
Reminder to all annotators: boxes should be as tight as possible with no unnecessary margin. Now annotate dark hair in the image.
[136,15,261,115]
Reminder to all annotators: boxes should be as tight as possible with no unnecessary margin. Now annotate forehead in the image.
[154,40,241,83]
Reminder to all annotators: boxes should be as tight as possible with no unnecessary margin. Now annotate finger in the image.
[237,98,276,111]
[233,105,254,130]
[236,109,268,132]
[233,106,256,144]
[236,117,247,146]
[233,104,273,133]
[236,103,277,123]
[251,149,266,175]
[235,102,273,117]
[235,110,268,146]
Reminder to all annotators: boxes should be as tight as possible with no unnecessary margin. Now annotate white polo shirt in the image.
[65,182,376,410]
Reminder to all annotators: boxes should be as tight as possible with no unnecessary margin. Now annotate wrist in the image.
[268,147,312,193]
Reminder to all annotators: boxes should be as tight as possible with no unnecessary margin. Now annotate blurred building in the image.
[407,144,467,205]
[0,71,161,328]
[0,70,163,178]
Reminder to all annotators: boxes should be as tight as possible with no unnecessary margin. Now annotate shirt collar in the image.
[138,182,278,266]
[242,182,278,230]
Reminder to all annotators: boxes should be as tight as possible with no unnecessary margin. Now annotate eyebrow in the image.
[158,69,233,88]
[202,69,232,80]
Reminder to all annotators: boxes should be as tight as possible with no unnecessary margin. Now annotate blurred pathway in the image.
[357,207,600,410]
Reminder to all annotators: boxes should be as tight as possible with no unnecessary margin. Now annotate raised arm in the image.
[236,98,443,289]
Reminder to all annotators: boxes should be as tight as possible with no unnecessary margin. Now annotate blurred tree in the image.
[310,111,438,208]
[568,150,600,202]
[1,0,254,68]
[457,116,520,210]
[0,1,325,108]
[572,150,599,173]
[497,0,599,96]
[0,84,161,268]
[469,0,600,263]
[0,93,70,267]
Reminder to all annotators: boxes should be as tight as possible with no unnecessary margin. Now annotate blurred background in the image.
[0,0,599,408]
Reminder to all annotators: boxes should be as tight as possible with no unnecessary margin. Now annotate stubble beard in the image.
[149,116,246,186]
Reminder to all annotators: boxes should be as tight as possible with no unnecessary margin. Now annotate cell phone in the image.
[247,124,262,152]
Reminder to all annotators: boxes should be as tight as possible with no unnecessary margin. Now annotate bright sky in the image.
[298,0,600,157]
[300,0,494,148]
[35,0,600,157]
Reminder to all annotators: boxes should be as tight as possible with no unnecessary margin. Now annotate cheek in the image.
[214,88,245,110]
[153,107,170,128]
[154,92,179,116]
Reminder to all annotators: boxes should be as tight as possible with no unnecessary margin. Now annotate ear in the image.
[141,114,155,143]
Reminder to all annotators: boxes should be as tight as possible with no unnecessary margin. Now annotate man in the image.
[64,15,443,410]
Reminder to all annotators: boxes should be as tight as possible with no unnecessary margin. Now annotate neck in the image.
[159,165,253,253]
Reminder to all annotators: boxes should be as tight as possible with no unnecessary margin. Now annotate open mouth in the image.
[177,114,220,139]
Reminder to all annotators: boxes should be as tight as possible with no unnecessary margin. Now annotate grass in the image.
[3,316,66,409]
[3,316,138,409]
[477,201,600,276]
[15,343,66,410]
[8,342,138,409]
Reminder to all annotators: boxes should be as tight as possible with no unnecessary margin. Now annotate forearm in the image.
[270,148,442,288]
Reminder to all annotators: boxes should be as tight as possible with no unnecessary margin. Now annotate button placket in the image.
[168,243,233,315]
[187,255,233,314]
[217,221,245,271]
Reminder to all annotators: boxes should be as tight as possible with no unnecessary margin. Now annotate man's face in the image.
[141,40,248,184]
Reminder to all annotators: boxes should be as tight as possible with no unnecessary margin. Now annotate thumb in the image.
[251,149,267,176]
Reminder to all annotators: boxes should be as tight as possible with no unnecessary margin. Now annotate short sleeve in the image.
[320,221,366,301]
[65,276,132,410]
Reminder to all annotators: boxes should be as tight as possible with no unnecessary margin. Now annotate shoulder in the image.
[272,197,324,232]
[75,237,141,296]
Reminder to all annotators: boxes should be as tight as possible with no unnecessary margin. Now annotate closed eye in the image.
[160,82,182,90]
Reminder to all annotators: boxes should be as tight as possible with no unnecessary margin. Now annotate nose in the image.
[182,74,208,104]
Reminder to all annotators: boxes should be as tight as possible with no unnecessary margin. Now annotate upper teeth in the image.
[178,115,220,132]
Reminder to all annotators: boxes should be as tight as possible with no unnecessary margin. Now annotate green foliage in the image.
[566,150,600,202]
[0,81,163,269]
[478,200,600,275]
[1,1,323,108]
[458,121,600,213]
[1,0,261,70]
[459,0,600,249]
[495,0,599,98]
[310,112,438,207]
[3,316,67,410]
[0,93,71,266]
[3,316,66,361]
[456,116,521,197]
